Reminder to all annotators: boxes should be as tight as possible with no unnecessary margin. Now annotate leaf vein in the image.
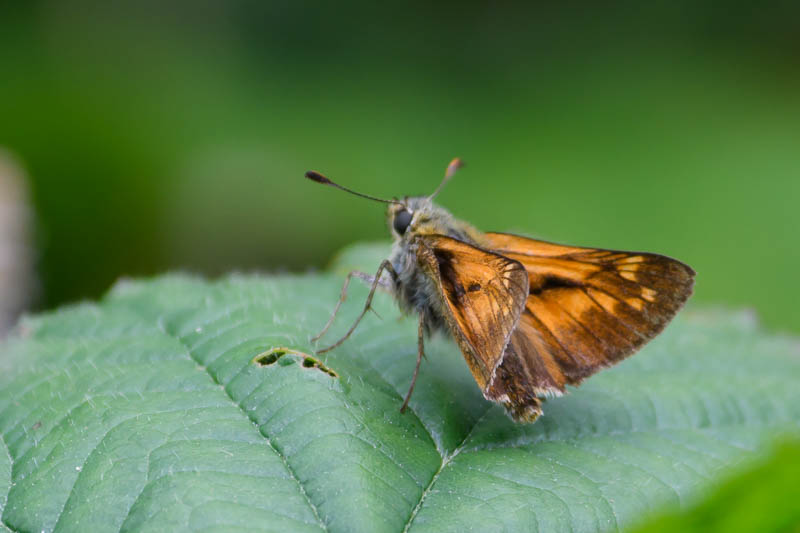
[402,406,493,533]
[155,318,328,532]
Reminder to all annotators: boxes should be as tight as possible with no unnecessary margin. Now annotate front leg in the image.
[316,260,398,354]
[312,270,390,342]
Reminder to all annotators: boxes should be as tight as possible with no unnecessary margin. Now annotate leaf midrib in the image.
[402,406,494,533]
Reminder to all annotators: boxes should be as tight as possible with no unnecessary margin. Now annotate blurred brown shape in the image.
[0,149,34,336]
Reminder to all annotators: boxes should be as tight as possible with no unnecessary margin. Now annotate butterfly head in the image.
[388,158,475,241]
[386,196,468,242]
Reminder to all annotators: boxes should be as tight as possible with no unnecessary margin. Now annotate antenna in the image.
[304,170,403,205]
[429,157,463,200]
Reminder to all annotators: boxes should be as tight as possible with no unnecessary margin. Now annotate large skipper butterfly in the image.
[306,159,694,423]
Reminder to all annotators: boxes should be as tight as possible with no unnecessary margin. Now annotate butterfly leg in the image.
[313,270,370,342]
[316,260,397,353]
[400,314,425,413]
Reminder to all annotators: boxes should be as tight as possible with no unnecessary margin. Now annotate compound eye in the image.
[393,209,413,235]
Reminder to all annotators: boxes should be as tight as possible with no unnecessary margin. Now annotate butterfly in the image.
[305,159,695,422]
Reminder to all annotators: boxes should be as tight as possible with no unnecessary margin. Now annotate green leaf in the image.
[631,439,800,532]
[1,242,799,533]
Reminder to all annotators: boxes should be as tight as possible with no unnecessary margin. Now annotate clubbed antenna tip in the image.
[304,170,332,185]
[430,157,464,200]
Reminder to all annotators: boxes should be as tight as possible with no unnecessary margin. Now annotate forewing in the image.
[484,232,695,409]
[415,235,529,391]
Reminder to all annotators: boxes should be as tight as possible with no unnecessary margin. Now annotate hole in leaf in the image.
[253,349,286,366]
[252,347,338,378]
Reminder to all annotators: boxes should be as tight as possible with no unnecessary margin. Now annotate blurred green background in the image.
[0,1,798,331]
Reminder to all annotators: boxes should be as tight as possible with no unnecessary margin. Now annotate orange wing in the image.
[483,232,695,422]
[414,235,529,392]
